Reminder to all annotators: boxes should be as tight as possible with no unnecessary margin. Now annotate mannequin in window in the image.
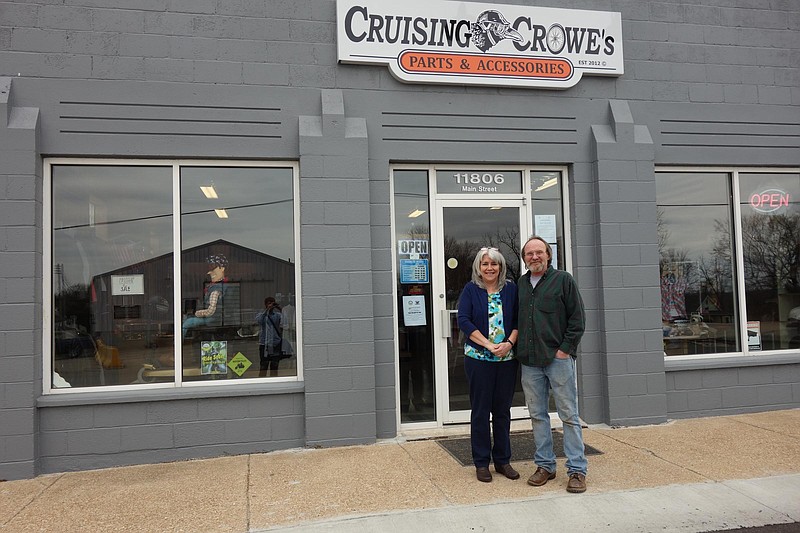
[182,254,228,339]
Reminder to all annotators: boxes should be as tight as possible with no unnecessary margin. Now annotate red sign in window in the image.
[750,189,791,214]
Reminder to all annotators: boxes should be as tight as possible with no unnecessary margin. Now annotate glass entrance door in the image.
[434,199,529,424]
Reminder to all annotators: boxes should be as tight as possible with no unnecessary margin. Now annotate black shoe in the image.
[495,463,520,480]
[476,466,492,483]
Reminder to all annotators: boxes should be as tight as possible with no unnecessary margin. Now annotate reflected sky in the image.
[52,165,294,288]
[181,166,294,262]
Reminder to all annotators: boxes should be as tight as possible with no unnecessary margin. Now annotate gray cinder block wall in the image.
[299,89,377,447]
[0,77,41,480]
[0,0,798,479]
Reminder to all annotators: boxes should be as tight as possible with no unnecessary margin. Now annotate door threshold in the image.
[400,419,541,441]
[399,415,570,441]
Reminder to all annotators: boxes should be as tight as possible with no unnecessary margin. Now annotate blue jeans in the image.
[520,358,587,476]
[182,315,211,338]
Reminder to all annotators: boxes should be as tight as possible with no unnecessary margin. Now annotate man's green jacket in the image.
[516,265,585,367]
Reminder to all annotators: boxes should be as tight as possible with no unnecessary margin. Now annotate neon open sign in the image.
[750,189,791,214]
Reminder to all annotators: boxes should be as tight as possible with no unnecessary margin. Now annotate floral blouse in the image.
[464,292,512,362]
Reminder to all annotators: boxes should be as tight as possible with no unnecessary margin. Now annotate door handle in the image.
[442,310,455,338]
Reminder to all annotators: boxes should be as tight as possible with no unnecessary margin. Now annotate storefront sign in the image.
[398,239,429,258]
[337,0,623,89]
[749,189,791,214]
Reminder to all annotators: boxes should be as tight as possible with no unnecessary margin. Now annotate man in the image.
[516,235,588,493]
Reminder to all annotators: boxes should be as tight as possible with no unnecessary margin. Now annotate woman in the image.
[256,296,283,377]
[457,247,519,483]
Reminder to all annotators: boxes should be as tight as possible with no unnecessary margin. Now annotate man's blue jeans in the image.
[520,357,587,476]
[182,315,211,338]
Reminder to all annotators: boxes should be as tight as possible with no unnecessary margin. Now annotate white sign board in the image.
[337,0,623,89]
[534,214,557,242]
[403,295,427,326]
[746,321,761,351]
[111,274,144,296]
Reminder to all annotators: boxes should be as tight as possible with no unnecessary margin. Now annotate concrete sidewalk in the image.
[1,409,799,533]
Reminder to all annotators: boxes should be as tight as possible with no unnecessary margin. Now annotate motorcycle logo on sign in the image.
[337,0,623,89]
[471,10,523,52]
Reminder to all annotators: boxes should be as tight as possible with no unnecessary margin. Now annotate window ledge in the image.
[665,352,800,372]
[37,381,305,408]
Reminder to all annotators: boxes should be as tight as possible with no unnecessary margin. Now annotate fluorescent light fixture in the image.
[200,185,218,199]
[214,209,228,219]
[535,178,558,192]
[408,209,426,218]
[490,206,502,210]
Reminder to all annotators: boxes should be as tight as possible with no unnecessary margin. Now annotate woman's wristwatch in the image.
[506,339,515,347]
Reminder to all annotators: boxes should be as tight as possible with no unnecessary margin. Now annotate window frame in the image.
[656,166,800,361]
[43,158,302,394]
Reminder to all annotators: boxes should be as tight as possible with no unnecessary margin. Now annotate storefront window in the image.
[739,173,800,351]
[530,171,565,270]
[393,170,435,423]
[48,161,297,390]
[656,169,800,357]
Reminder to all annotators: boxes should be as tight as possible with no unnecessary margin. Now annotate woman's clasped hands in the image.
[487,341,513,359]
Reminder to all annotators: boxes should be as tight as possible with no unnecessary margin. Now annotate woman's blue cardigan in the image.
[457,280,518,351]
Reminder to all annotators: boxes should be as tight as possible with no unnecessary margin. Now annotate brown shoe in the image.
[566,473,587,493]
[494,463,520,480]
[527,467,556,486]
[476,466,492,483]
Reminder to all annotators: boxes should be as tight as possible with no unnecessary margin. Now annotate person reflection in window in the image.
[256,296,283,377]
[182,254,228,339]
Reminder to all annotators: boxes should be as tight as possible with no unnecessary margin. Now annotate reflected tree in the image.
[482,226,521,281]
[54,283,92,338]
[741,213,800,293]
[444,235,478,300]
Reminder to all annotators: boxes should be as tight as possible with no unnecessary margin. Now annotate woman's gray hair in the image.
[471,247,507,291]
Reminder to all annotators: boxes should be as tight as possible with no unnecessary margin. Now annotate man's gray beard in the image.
[528,263,546,274]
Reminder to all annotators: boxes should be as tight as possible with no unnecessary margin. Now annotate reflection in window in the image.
[49,162,297,390]
[530,171,565,270]
[740,173,800,351]
[657,170,800,357]
[52,165,174,388]
[656,172,740,356]
[393,170,436,423]
[180,166,296,382]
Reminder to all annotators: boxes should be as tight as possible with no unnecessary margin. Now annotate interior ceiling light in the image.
[214,209,228,219]
[490,206,502,210]
[408,209,426,218]
[535,178,558,192]
[200,185,218,199]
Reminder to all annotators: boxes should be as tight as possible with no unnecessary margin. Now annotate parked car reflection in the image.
[54,323,97,359]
